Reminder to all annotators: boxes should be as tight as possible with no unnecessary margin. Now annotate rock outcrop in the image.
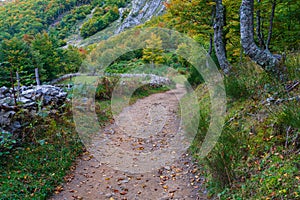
[115,0,166,34]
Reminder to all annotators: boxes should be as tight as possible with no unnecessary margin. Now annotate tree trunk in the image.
[213,0,232,75]
[266,0,276,50]
[208,34,213,55]
[256,0,265,49]
[240,0,282,78]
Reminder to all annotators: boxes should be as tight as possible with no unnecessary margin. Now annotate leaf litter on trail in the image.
[51,85,206,199]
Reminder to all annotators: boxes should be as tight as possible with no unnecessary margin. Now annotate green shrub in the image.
[80,6,120,38]
[204,125,244,190]
[51,5,93,40]
[285,52,300,81]
[224,74,249,101]
[105,59,144,74]
[187,66,204,86]
[104,0,128,7]
[0,103,83,199]
[277,101,300,129]
[95,76,119,100]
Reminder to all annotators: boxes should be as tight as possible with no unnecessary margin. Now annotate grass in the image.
[190,54,300,199]
[0,111,83,200]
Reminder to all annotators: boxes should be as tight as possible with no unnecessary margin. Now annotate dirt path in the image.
[51,85,207,200]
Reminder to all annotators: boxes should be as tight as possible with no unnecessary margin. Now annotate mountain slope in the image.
[115,0,165,34]
[65,0,166,47]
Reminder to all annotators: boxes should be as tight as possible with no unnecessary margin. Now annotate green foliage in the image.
[187,66,204,86]
[224,74,249,101]
[80,5,120,38]
[0,131,16,156]
[61,45,85,74]
[191,55,300,199]
[0,0,93,41]
[285,53,300,81]
[0,0,88,86]
[104,0,128,7]
[205,125,244,190]
[255,0,300,51]
[105,59,144,74]
[95,76,119,100]
[190,85,245,193]
[0,103,84,199]
[0,32,83,86]
[163,0,300,64]
[277,102,300,129]
[51,5,93,40]
[130,85,170,104]
[30,32,61,81]
[142,33,165,66]
[0,37,41,86]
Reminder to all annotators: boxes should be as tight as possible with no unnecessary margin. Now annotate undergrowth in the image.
[190,53,300,199]
[0,105,84,200]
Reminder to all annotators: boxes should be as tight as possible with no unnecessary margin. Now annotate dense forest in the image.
[0,0,128,85]
[0,0,299,199]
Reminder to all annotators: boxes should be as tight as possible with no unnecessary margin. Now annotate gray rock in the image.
[0,97,14,106]
[18,97,32,104]
[0,111,16,125]
[23,102,36,108]
[0,86,9,94]
[115,0,166,34]
[43,95,54,105]
[12,121,21,129]
[105,193,114,198]
[0,84,70,133]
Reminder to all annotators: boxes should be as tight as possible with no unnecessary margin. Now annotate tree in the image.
[60,46,84,74]
[31,32,61,81]
[0,37,39,86]
[240,0,283,78]
[142,33,164,68]
[165,0,232,74]
[214,0,232,74]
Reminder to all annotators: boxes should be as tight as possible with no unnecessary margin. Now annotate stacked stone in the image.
[0,85,68,133]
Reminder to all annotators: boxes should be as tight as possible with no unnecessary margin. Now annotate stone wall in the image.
[0,74,171,134]
[0,85,68,133]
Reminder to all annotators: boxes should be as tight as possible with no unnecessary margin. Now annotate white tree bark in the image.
[240,0,283,78]
[214,0,232,75]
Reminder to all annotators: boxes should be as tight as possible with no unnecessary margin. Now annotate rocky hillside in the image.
[66,0,166,47]
[115,0,166,34]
